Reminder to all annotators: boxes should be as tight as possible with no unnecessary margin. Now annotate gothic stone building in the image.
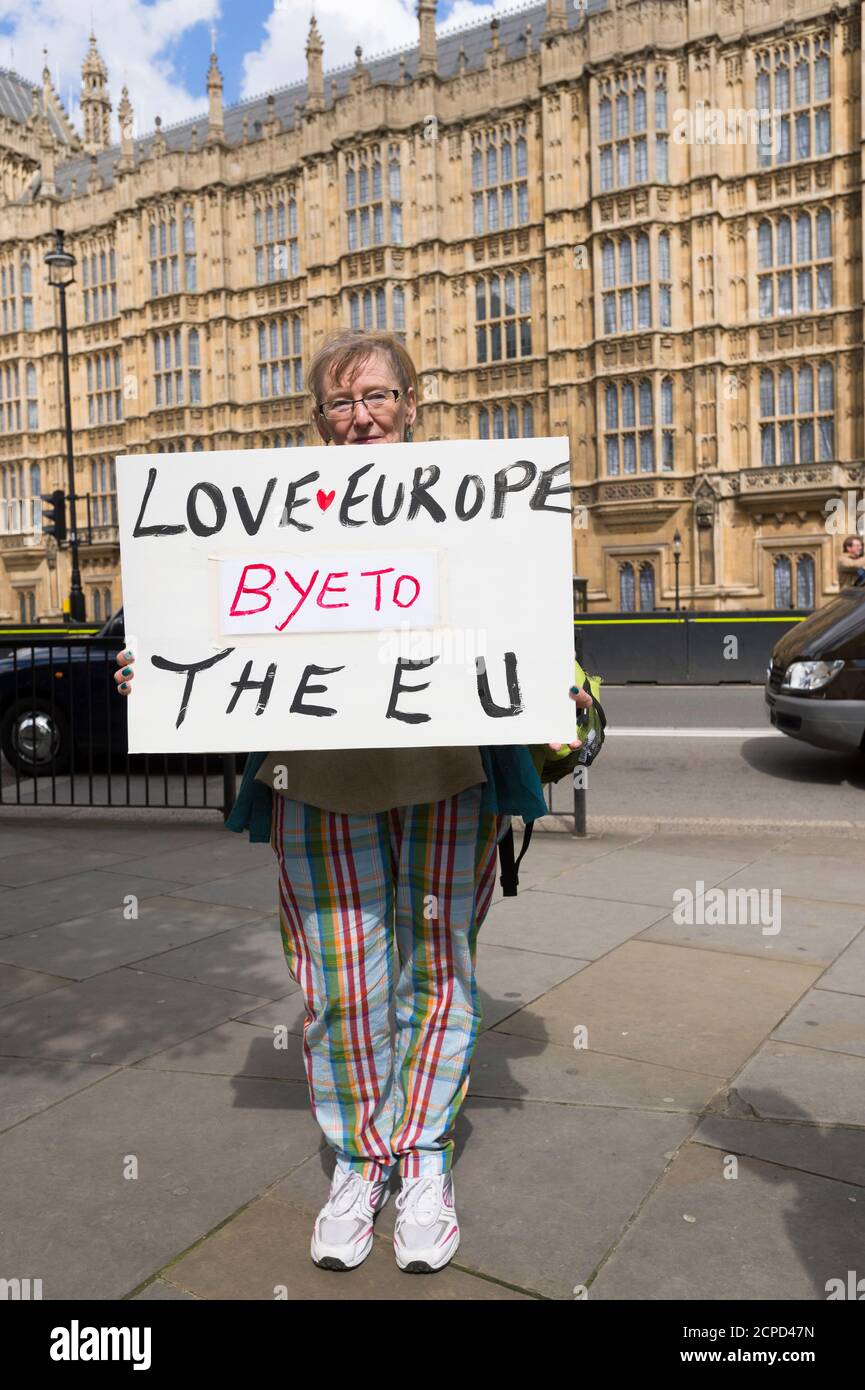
[0,0,862,623]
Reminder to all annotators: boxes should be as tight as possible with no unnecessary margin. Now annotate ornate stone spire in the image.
[544,0,568,37]
[305,15,324,112]
[80,30,112,153]
[117,84,134,169]
[205,42,225,144]
[417,0,438,78]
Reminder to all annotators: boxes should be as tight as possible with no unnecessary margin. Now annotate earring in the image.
[404,424,414,443]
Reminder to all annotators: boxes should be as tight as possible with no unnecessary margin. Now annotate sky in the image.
[0,0,539,141]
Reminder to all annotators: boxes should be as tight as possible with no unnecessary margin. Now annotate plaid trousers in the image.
[271,784,501,1181]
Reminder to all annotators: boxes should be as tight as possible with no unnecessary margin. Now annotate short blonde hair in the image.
[307,329,419,413]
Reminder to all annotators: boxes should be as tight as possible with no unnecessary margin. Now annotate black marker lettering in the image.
[232,478,278,535]
[226,659,277,715]
[530,461,572,515]
[151,647,234,728]
[339,462,374,527]
[187,481,227,537]
[492,462,537,520]
[290,664,346,717]
[407,466,446,523]
[371,473,405,525]
[280,471,319,532]
[385,656,437,723]
[132,466,185,537]
[476,652,524,717]
[455,473,485,521]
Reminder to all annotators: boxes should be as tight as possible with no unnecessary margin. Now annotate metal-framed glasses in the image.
[319,388,403,420]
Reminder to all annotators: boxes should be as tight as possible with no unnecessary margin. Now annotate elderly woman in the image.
[115,328,584,1276]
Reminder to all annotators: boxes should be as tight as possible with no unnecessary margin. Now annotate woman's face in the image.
[313,350,417,447]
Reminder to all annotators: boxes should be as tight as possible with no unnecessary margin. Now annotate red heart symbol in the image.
[316,489,336,511]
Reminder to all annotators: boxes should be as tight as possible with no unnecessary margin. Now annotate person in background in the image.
[114,329,581,1276]
[837,535,865,590]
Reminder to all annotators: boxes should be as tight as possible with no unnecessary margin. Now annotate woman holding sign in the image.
[115,329,586,1275]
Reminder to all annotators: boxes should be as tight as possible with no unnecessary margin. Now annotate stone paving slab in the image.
[529,848,750,907]
[771,987,865,1058]
[133,916,293,999]
[0,898,269,981]
[135,1020,309,1084]
[638,898,865,966]
[470,1027,723,1113]
[0,966,266,1064]
[0,844,138,888]
[0,1068,322,1300]
[155,1192,531,1300]
[0,871,187,937]
[102,836,275,884]
[816,928,865,997]
[692,1115,865,1188]
[588,1141,865,1301]
[480,887,668,960]
[0,1056,119,1129]
[717,1040,865,1129]
[0,961,71,1002]
[160,865,283,912]
[720,851,865,906]
[491,939,820,1077]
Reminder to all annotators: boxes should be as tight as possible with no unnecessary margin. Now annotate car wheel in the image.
[0,699,71,776]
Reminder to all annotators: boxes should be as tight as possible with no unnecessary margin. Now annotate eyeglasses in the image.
[318,388,403,420]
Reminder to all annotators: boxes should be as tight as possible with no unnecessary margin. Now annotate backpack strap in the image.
[498,819,536,897]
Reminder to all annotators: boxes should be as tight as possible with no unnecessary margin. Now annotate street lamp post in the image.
[44,228,85,622]
[672,529,682,612]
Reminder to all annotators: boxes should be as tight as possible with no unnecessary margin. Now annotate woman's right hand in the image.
[114,647,135,696]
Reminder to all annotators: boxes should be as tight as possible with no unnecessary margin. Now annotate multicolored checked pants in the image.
[271,784,501,1181]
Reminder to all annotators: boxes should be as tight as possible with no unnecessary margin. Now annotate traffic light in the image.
[41,489,67,542]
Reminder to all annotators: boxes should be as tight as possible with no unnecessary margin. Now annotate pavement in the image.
[0,807,863,1301]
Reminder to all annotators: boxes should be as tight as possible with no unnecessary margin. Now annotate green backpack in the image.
[497,660,607,895]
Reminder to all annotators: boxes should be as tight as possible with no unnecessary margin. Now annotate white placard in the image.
[116,439,575,753]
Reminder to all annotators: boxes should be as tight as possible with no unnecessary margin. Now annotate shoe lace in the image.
[395,1176,441,1227]
[325,1170,367,1219]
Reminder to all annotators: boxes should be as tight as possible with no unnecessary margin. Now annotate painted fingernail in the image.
[124,649,133,658]
[119,682,128,691]
[121,667,131,676]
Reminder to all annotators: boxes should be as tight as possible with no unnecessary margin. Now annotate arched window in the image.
[639,562,656,611]
[758,220,773,268]
[188,329,200,366]
[29,463,40,496]
[493,405,504,439]
[192,439,204,451]
[350,293,360,331]
[392,286,405,331]
[478,408,490,439]
[362,290,373,330]
[522,402,534,437]
[375,287,386,328]
[796,554,815,609]
[507,403,519,438]
[619,563,636,612]
[774,554,793,609]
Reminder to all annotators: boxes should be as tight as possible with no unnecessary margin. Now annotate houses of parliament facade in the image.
[0,0,861,624]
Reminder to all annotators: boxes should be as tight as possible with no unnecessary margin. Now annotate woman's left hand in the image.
[547,686,591,752]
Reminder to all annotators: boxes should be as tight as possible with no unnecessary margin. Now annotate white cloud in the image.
[238,0,531,101]
[0,0,219,142]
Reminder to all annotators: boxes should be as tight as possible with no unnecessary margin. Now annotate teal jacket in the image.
[224,746,551,842]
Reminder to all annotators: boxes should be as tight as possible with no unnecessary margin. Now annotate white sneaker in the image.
[393,1171,459,1273]
[310,1160,391,1271]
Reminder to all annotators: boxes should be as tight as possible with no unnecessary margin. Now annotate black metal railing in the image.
[0,631,236,813]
